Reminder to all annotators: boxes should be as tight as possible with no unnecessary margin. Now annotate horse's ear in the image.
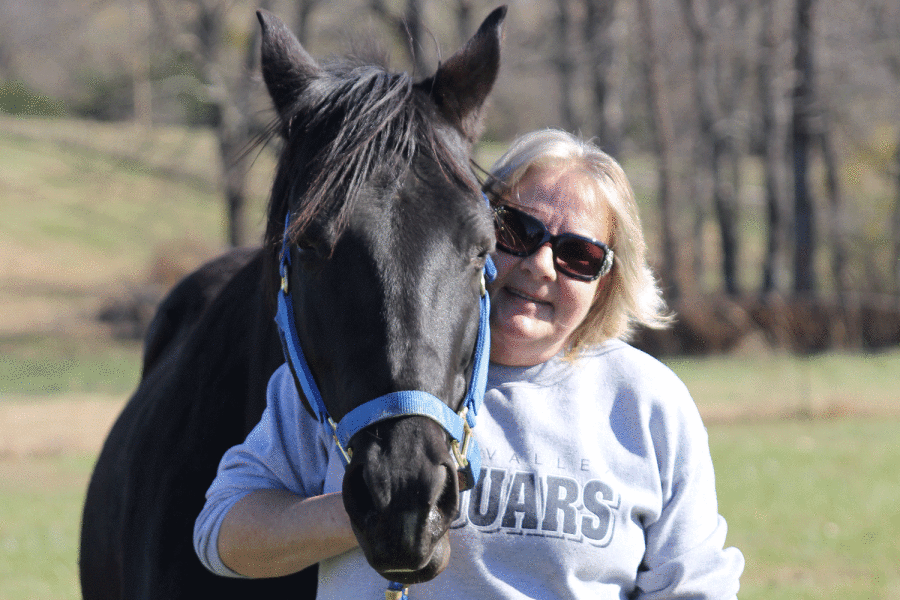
[257,9,321,135]
[425,5,506,143]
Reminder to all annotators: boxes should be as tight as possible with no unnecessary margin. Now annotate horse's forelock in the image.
[263,59,479,279]
[263,66,412,250]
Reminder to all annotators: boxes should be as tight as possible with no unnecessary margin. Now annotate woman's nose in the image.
[521,243,556,279]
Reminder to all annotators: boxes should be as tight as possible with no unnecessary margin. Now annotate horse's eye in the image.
[471,249,488,267]
[474,238,494,264]
[295,240,322,265]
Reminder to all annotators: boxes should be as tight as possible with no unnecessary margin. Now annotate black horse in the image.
[79,7,505,599]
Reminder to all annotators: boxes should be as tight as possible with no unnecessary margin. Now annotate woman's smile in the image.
[504,285,551,308]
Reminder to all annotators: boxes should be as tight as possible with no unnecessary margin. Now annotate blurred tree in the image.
[451,0,474,47]
[293,0,324,46]
[819,110,849,300]
[146,0,276,247]
[553,0,578,132]
[894,142,900,295]
[758,0,789,294]
[864,0,900,295]
[678,0,741,297]
[791,0,817,294]
[635,0,681,299]
[369,0,427,74]
[582,0,622,156]
[0,22,14,79]
[130,0,153,130]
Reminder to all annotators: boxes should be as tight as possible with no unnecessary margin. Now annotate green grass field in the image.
[2,413,898,599]
[2,343,898,600]
[712,419,900,599]
[0,455,96,599]
[1,116,898,599]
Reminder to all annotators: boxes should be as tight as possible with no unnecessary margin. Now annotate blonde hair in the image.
[484,129,671,355]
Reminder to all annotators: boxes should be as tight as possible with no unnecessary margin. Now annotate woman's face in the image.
[488,166,613,367]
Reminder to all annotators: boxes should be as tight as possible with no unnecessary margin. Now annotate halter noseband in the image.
[273,196,496,492]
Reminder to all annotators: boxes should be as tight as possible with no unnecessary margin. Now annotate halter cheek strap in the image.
[273,198,496,490]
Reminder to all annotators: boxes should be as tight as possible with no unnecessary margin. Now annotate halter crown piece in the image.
[273,195,497,600]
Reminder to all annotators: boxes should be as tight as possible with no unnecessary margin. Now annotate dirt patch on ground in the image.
[699,400,900,425]
[0,396,126,457]
[2,395,898,459]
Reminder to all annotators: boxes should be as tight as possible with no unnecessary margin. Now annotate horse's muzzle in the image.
[342,417,460,583]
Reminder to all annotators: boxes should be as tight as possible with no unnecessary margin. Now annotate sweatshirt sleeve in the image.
[634,374,744,599]
[193,364,330,577]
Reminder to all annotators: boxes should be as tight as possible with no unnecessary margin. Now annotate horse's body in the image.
[80,7,504,599]
[140,247,259,378]
[81,249,313,598]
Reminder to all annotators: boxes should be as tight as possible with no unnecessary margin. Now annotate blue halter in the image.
[273,197,496,492]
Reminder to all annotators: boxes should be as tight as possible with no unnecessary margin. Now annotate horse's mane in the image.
[262,57,478,269]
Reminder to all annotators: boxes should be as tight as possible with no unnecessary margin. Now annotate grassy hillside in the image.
[0,116,273,369]
[0,115,273,281]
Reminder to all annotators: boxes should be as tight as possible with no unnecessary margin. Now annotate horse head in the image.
[257,7,505,585]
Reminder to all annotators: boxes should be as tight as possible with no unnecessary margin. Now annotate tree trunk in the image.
[892,132,900,295]
[582,0,621,156]
[293,0,322,46]
[130,0,152,129]
[453,0,474,47]
[819,120,848,298]
[791,0,817,294]
[759,0,787,293]
[369,0,427,74]
[196,0,273,248]
[679,0,740,296]
[193,2,245,247]
[636,0,680,299]
[554,0,579,132]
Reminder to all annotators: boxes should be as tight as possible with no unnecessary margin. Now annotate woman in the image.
[194,129,744,598]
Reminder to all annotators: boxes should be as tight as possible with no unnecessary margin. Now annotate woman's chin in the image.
[491,314,545,349]
[490,320,566,365]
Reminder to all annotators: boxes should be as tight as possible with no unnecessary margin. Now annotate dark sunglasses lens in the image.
[494,205,609,280]
[495,208,544,254]
[554,237,606,279]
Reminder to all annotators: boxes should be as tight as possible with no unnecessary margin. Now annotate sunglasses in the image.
[493,204,614,281]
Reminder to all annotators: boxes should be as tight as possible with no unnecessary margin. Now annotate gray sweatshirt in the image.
[195,339,744,599]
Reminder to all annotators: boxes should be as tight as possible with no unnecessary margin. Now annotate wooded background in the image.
[2,0,899,353]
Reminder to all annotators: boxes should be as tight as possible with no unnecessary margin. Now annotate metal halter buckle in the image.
[385,583,409,600]
[450,406,472,469]
[328,417,353,463]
